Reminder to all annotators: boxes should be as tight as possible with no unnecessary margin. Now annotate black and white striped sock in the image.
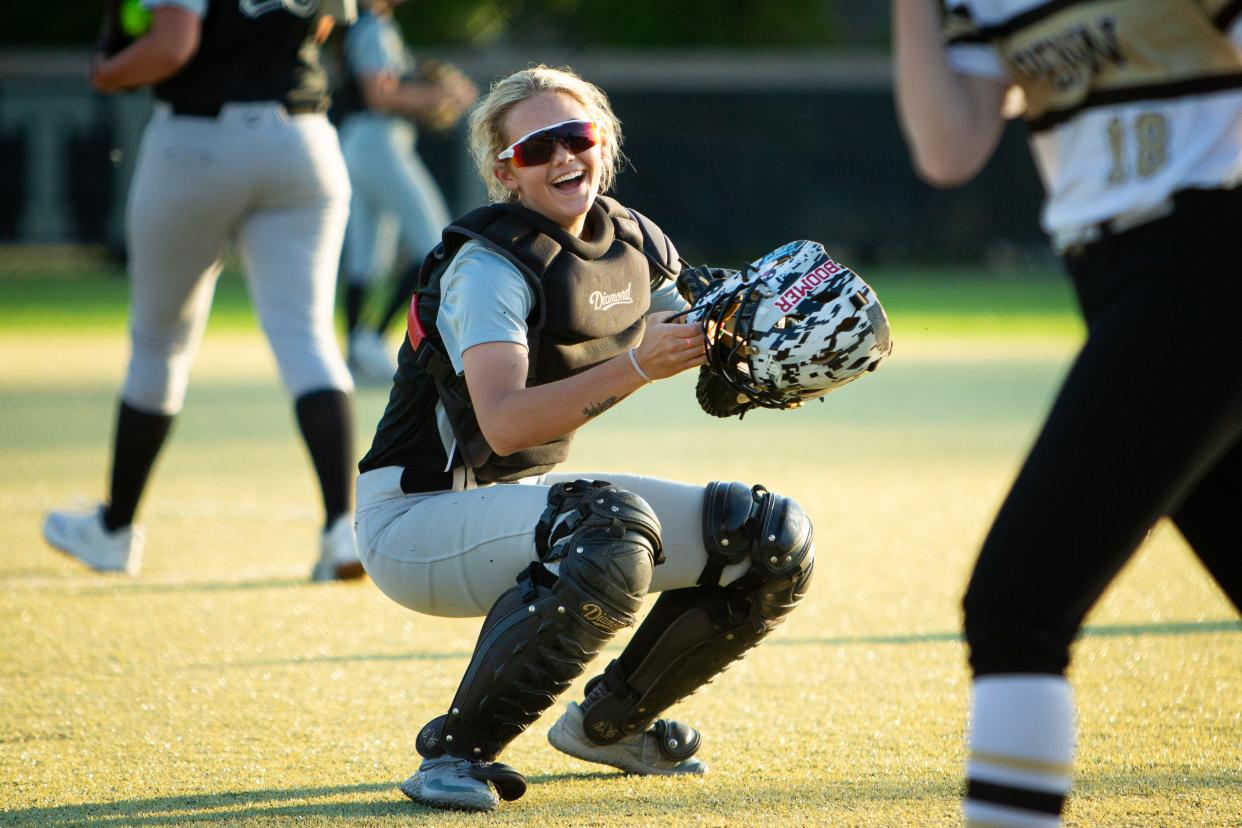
[964,675,1074,828]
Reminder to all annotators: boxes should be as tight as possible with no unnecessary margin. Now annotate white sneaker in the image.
[400,756,500,812]
[43,504,143,575]
[348,329,396,385]
[312,514,365,582]
[548,701,708,775]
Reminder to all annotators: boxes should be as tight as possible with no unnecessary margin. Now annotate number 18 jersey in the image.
[942,0,1242,235]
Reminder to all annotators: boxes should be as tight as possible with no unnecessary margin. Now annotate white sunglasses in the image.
[496,119,600,166]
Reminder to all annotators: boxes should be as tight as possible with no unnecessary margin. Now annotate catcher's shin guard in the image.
[580,481,813,744]
[416,481,661,770]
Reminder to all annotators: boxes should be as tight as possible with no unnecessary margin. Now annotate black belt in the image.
[1056,186,1240,256]
[399,467,455,495]
[170,101,323,118]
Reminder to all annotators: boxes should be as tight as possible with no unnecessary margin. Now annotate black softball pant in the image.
[964,188,1242,676]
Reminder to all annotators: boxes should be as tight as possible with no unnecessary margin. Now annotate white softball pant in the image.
[355,466,755,618]
[339,116,450,285]
[123,102,353,414]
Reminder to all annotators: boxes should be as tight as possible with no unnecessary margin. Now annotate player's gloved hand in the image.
[695,366,753,418]
[417,59,478,131]
[674,265,750,417]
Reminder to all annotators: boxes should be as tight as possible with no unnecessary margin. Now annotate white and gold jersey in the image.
[943,0,1242,235]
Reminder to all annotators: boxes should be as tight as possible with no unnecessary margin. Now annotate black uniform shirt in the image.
[154,0,337,113]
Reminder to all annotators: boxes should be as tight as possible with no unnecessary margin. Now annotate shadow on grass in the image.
[186,650,471,669]
[0,776,958,826]
[3,767,1234,826]
[179,619,1239,672]
[526,770,620,784]
[0,783,416,827]
[776,618,1241,649]
[5,576,312,595]
[76,577,311,595]
[1076,769,1242,794]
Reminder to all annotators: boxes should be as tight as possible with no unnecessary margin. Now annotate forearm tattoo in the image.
[582,395,621,420]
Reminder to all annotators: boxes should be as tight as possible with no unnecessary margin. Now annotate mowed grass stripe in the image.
[0,265,1085,338]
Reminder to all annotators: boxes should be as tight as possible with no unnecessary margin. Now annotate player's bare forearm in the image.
[91,6,200,92]
[891,0,1008,186]
[463,345,647,456]
[360,74,454,119]
[464,313,704,456]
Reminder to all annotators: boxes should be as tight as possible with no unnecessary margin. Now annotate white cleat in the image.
[312,514,365,582]
[348,329,396,386]
[43,504,143,575]
[400,756,500,812]
[548,701,708,776]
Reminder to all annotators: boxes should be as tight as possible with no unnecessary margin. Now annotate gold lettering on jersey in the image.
[1134,113,1169,178]
[1009,17,1124,92]
[580,602,626,633]
[981,0,1242,123]
[1106,112,1171,185]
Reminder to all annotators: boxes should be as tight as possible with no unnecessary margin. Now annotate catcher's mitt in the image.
[98,0,151,57]
[677,242,893,419]
[415,59,475,132]
[676,266,749,417]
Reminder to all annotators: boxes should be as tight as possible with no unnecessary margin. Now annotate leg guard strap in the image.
[468,762,528,802]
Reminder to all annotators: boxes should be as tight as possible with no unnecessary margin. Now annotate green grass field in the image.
[1,267,1237,827]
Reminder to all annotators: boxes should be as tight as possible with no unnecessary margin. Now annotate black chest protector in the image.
[358,196,679,487]
[155,0,328,114]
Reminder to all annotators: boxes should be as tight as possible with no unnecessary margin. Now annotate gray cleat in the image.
[399,755,500,812]
[547,701,708,776]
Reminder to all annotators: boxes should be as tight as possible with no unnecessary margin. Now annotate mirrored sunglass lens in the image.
[511,122,598,167]
[559,121,599,151]
[512,135,557,167]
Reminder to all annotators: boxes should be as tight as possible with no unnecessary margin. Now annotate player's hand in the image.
[90,53,120,93]
[445,72,478,110]
[632,310,706,381]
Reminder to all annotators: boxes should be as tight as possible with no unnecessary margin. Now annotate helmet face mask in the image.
[685,241,893,412]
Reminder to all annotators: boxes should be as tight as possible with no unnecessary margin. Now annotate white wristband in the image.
[627,347,653,383]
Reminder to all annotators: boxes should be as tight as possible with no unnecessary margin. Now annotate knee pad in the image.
[539,479,663,622]
[416,480,661,767]
[702,481,814,626]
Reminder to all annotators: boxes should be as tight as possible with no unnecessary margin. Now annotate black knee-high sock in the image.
[103,401,174,531]
[294,388,354,529]
[344,282,367,336]
[375,260,422,334]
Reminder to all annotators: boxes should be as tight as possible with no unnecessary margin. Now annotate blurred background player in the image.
[892,1,1242,826]
[333,0,477,384]
[43,0,365,582]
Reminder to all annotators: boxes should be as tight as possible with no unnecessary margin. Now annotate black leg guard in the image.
[580,481,813,744]
[417,480,662,771]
